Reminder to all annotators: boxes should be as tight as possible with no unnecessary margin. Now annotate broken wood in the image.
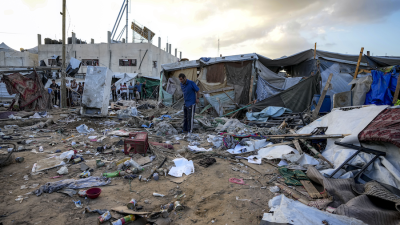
[353,47,364,80]
[351,47,364,89]
[111,206,150,215]
[289,129,334,167]
[300,180,323,199]
[312,73,333,120]
[393,74,400,104]
[292,139,303,154]
[223,90,239,108]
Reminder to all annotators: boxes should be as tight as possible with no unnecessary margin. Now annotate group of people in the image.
[111,80,147,102]
[49,79,84,106]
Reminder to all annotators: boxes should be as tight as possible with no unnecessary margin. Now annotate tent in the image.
[0,42,17,52]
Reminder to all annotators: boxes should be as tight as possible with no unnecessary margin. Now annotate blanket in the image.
[359,108,400,148]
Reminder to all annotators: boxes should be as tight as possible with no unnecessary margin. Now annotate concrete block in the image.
[81,66,112,116]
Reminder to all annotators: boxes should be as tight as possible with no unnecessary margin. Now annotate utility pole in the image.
[126,0,128,43]
[61,0,67,108]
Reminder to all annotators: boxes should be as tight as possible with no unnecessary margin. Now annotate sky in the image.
[1,0,400,60]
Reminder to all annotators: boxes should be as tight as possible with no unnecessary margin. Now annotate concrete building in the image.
[37,32,179,78]
[0,42,38,67]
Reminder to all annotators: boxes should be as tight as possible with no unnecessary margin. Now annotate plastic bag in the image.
[60,150,75,161]
[57,166,69,175]
[131,107,138,116]
[76,124,92,133]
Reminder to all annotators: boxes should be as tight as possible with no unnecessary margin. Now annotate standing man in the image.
[121,83,128,100]
[128,82,134,100]
[141,80,147,100]
[111,83,117,102]
[49,79,59,105]
[179,73,199,133]
[134,81,141,101]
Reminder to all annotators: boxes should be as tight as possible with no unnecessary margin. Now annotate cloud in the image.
[4,9,14,15]
[22,0,48,10]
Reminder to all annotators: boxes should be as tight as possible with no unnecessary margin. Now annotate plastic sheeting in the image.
[298,105,400,189]
[321,63,354,106]
[168,158,194,177]
[251,74,321,112]
[365,70,398,105]
[246,106,292,122]
[262,194,367,225]
[349,75,373,106]
[170,67,197,82]
[162,90,173,106]
[255,61,302,101]
[204,91,236,116]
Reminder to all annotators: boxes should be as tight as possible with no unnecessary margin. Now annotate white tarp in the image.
[321,63,354,106]
[262,194,367,225]
[298,105,400,188]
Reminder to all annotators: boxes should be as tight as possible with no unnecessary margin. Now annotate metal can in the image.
[153,173,159,181]
[15,157,24,163]
[98,211,111,223]
[127,198,137,209]
[162,203,174,212]
[174,201,184,211]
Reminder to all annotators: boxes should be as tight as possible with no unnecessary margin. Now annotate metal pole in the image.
[126,0,128,43]
[60,0,67,108]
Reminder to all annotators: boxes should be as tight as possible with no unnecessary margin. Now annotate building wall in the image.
[0,51,38,67]
[38,42,178,78]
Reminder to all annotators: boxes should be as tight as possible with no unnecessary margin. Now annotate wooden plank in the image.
[249,75,254,103]
[292,139,303,154]
[289,129,334,167]
[223,90,239,108]
[300,180,323,199]
[393,75,400,104]
[312,73,333,120]
[111,206,151,215]
[314,43,317,59]
[353,47,364,80]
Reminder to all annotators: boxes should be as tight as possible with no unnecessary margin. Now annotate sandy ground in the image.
[0,109,278,225]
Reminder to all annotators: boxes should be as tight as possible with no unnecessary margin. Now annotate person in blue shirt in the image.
[134,81,141,100]
[179,73,200,133]
[128,82,134,100]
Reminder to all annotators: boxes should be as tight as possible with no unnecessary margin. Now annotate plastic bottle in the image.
[128,159,144,171]
[112,215,135,225]
[153,193,165,197]
[102,170,124,178]
[32,163,37,173]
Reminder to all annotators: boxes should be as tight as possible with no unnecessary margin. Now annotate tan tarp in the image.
[171,68,197,82]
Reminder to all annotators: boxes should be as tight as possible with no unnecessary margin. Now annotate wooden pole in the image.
[353,47,364,80]
[60,0,67,108]
[314,43,317,59]
[249,75,254,103]
[312,73,333,120]
[223,90,239,108]
[393,76,400,104]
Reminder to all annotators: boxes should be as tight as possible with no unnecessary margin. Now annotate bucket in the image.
[311,94,331,113]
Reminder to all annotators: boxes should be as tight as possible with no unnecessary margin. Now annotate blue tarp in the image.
[246,106,292,122]
[365,69,399,105]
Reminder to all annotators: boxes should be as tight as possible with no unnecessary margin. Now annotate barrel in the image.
[311,94,331,113]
